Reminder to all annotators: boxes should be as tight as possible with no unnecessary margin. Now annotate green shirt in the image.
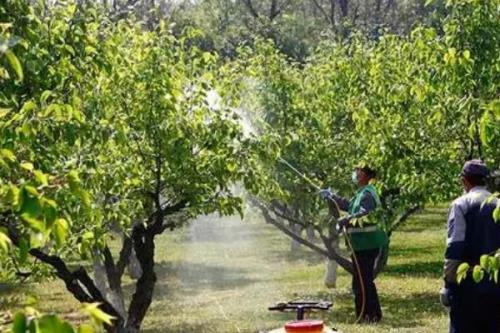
[346,184,388,251]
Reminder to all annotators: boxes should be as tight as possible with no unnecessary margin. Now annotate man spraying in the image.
[319,164,387,323]
[442,160,500,333]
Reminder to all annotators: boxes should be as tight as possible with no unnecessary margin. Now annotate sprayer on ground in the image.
[266,300,338,333]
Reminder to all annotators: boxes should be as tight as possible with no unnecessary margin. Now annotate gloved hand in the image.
[439,287,451,307]
[336,216,351,232]
[319,188,333,200]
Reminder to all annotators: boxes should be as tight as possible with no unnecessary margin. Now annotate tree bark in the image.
[338,0,348,18]
[242,0,260,18]
[126,224,157,331]
[290,223,302,251]
[306,226,315,242]
[324,259,338,288]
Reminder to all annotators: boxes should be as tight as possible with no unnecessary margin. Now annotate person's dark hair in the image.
[463,174,487,187]
[359,167,377,179]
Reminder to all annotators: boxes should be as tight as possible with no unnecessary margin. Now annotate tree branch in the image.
[242,0,260,18]
[5,221,123,329]
[251,197,354,274]
[103,246,120,290]
[257,202,330,257]
[311,0,334,26]
[388,205,421,235]
[148,200,188,235]
[116,235,133,280]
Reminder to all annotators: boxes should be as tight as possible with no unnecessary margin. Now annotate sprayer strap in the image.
[346,226,378,234]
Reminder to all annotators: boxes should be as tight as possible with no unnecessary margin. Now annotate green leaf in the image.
[67,170,81,188]
[21,213,45,232]
[40,197,57,209]
[0,108,10,118]
[5,50,23,81]
[53,218,69,246]
[472,265,484,283]
[8,184,22,210]
[34,170,49,186]
[463,50,471,60]
[25,185,39,197]
[40,90,52,104]
[77,189,91,207]
[0,148,16,162]
[0,231,11,252]
[38,315,74,333]
[19,237,29,264]
[493,206,500,223]
[226,161,237,172]
[480,254,489,270]
[77,324,94,333]
[20,100,36,113]
[456,262,469,284]
[20,162,34,171]
[12,312,27,333]
[489,255,499,271]
[82,303,115,326]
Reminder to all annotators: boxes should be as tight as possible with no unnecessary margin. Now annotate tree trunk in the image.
[93,252,127,320]
[338,0,348,17]
[290,223,302,251]
[126,225,157,331]
[306,226,315,242]
[324,259,338,288]
[324,237,339,288]
[127,247,143,279]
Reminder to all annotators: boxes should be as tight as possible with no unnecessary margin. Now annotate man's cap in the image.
[460,159,489,178]
[355,163,377,178]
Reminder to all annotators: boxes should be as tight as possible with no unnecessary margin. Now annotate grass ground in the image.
[1,206,450,333]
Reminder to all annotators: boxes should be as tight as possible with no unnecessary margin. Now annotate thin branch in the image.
[148,200,188,235]
[103,246,120,290]
[116,235,133,280]
[242,0,260,18]
[388,205,421,235]
[256,201,329,257]
[311,0,334,26]
[251,197,354,274]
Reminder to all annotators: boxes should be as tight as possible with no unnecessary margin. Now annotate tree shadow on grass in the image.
[141,322,210,333]
[397,212,446,233]
[310,290,444,329]
[382,260,443,278]
[281,247,325,266]
[0,283,23,311]
[389,244,443,257]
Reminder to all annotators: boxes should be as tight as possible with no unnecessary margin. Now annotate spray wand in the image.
[277,158,321,191]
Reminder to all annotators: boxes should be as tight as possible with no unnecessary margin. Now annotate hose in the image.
[343,225,366,324]
[276,159,367,324]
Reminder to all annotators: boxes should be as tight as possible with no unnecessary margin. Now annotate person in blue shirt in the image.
[442,159,500,333]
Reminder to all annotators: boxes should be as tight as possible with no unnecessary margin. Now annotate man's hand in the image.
[336,216,351,232]
[439,287,451,307]
[319,188,333,200]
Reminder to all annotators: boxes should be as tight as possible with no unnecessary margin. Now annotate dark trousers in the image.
[449,288,500,333]
[351,249,382,322]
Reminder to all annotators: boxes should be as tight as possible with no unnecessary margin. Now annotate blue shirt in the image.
[444,186,500,293]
